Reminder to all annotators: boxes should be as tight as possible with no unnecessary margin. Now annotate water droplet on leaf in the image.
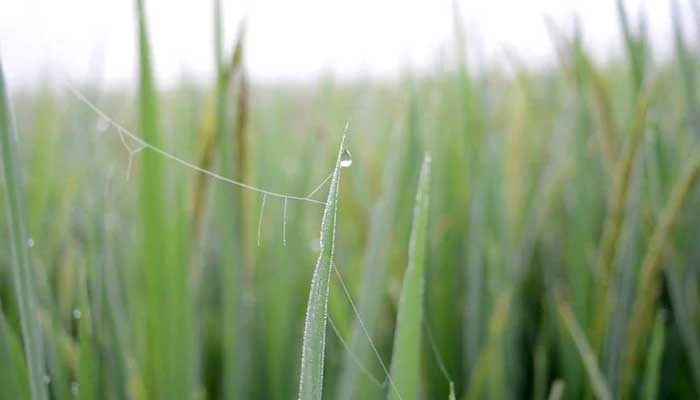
[73,309,82,320]
[340,148,352,168]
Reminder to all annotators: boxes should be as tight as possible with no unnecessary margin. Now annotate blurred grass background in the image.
[2,0,700,399]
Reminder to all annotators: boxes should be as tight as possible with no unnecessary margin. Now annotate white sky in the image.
[0,0,694,88]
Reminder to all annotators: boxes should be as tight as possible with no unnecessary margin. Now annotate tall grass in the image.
[3,0,700,399]
[0,56,47,400]
[135,0,192,398]
[387,155,431,400]
[298,128,347,400]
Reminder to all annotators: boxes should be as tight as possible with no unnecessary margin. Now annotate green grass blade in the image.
[671,0,700,139]
[76,261,96,400]
[592,83,653,351]
[558,301,613,400]
[616,0,645,94]
[464,293,511,400]
[212,1,250,397]
[623,149,700,395]
[0,54,48,400]
[641,310,665,400]
[135,0,167,396]
[666,264,700,392]
[297,129,347,400]
[135,1,192,398]
[547,380,565,400]
[336,117,419,400]
[387,155,431,400]
[0,305,28,400]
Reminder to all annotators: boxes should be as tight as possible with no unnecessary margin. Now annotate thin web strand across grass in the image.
[66,84,330,206]
[332,262,403,400]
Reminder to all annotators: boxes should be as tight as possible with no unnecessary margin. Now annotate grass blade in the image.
[0,305,28,400]
[591,83,653,351]
[135,1,192,398]
[0,54,48,400]
[623,149,700,395]
[547,380,565,400]
[212,1,250,397]
[558,301,613,400]
[387,155,431,400]
[641,310,665,400]
[336,117,419,400]
[297,128,347,400]
[464,293,511,400]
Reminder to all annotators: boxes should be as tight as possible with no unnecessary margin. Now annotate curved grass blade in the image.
[387,155,431,400]
[0,55,48,400]
[297,127,348,400]
[591,83,654,351]
[558,301,613,400]
[623,149,700,395]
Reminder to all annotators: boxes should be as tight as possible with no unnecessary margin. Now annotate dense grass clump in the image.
[3,0,700,399]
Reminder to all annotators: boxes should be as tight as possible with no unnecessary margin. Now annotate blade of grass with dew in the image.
[297,128,347,400]
[387,155,431,400]
[641,310,665,400]
[558,301,613,400]
[622,148,700,397]
[0,54,48,400]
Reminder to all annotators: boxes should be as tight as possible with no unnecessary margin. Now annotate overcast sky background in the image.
[0,0,696,89]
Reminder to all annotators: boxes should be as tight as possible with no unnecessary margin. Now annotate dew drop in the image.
[72,309,82,320]
[340,148,352,168]
[43,374,51,385]
[27,238,35,248]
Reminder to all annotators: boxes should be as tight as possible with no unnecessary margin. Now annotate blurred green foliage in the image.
[2,1,700,399]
